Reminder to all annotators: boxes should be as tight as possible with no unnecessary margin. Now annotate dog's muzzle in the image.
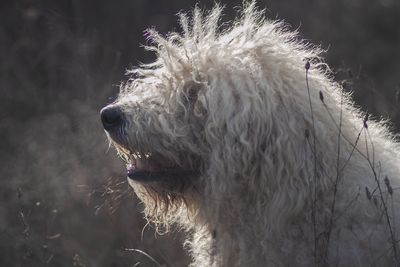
[100,104,124,132]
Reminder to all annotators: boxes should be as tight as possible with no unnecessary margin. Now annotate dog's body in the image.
[101,3,400,266]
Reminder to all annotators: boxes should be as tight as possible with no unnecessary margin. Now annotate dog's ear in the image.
[203,73,271,154]
[203,74,271,184]
[201,74,313,233]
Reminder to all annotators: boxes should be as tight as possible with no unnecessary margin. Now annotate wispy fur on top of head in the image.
[121,1,324,95]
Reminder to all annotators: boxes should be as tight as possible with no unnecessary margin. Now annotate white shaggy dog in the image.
[101,2,400,266]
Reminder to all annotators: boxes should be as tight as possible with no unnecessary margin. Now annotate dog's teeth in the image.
[126,152,136,165]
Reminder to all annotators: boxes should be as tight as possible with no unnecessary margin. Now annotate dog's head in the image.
[101,3,323,228]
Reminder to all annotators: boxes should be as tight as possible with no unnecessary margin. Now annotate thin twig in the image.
[338,126,364,174]
[305,61,319,266]
[333,187,361,222]
[364,133,399,266]
[324,87,344,261]
[125,248,163,267]
[321,103,371,163]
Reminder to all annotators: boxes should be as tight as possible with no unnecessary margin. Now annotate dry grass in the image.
[305,62,400,266]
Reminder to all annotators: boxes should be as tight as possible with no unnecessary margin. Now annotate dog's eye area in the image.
[186,86,199,103]
[174,86,202,119]
[179,86,199,107]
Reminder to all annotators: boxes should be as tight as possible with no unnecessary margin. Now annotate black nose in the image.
[100,105,123,131]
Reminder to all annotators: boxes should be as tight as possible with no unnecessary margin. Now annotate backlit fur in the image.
[109,2,400,266]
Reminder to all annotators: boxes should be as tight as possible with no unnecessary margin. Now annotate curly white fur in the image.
[107,2,400,266]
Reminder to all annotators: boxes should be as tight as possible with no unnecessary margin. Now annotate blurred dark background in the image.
[1,0,399,266]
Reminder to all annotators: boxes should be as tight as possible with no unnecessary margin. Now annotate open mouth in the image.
[125,152,198,183]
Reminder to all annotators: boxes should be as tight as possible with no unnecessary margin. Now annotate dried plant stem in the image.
[324,88,344,262]
[364,130,399,266]
[304,65,399,266]
[305,64,318,265]
[321,103,371,163]
[125,248,163,267]
[334,187,361,221]
[338,126,363,174]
